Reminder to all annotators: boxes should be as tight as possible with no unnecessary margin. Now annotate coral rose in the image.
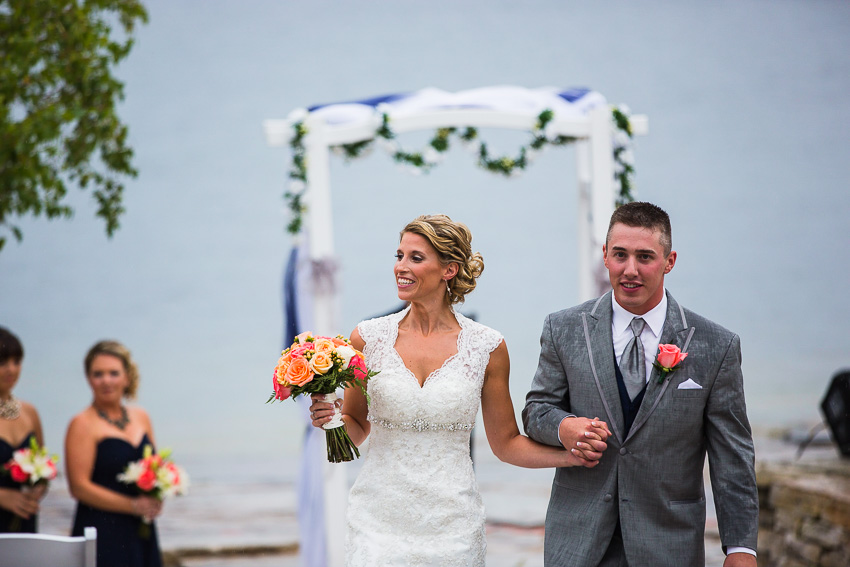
[137,469,157,492]
[7,463,28,483]
[656,344,688,369]
[309,351,334,375]
[285,357,313,386]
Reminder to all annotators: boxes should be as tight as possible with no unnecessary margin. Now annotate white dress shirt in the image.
[611,292,667,383]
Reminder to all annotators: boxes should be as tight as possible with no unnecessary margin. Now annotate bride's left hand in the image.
[309,394,342,428]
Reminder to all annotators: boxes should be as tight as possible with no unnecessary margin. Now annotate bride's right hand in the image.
[309,393,342,428]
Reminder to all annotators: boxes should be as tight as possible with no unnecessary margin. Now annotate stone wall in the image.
[757,460,850,567]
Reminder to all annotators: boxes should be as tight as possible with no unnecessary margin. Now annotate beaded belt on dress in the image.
[368,415,474,432]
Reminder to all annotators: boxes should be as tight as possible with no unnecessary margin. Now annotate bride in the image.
[310,214,610,566]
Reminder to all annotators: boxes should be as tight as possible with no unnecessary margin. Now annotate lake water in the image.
[2,0,849,462]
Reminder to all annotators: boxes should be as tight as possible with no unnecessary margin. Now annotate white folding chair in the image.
[0,527,96,567]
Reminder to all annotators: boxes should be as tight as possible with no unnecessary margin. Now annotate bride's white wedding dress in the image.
[347,306,503,567]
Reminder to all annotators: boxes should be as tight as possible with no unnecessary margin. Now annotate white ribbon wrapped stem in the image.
[321,392,345,430]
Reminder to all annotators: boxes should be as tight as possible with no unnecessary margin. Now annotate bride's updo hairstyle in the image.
[401,214,484,305]
[84,340,141,400]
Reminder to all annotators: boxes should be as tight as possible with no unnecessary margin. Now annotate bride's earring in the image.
[445,279,451,295]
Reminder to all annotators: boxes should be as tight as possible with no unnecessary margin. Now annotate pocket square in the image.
[677,378,703,390]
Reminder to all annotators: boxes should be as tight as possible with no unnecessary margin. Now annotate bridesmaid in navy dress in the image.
[0,327,47,533]
[66,340,164,567]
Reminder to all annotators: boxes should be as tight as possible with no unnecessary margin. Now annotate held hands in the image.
[0,486,40,519]
[132,495,163,522]
[559,416,611,468]
[309,393,342,428]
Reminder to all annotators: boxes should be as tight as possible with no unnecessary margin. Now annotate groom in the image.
[523,202,758,566]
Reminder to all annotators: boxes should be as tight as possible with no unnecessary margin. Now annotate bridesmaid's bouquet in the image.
[117,445,189,537]
[268,331,378,463]
[2,437,59,486]
[2,437,58,531]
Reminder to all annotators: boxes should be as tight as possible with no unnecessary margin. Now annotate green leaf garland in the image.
[284,106,635,235]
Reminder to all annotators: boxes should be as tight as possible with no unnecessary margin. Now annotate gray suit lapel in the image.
[626,292,695,442]
[581,292,625,444]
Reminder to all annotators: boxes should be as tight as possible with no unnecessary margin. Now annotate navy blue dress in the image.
[0,432,37,533]
[72,434,163,567]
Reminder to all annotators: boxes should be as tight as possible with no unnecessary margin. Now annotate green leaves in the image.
[0,0,148,248]
[283,106,637,235]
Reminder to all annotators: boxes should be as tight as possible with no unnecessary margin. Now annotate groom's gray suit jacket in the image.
[522,291,758,567]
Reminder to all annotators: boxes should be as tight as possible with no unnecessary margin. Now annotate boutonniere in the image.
[653,344,688,383]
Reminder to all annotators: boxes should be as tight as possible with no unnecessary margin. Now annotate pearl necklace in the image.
[0,395,21,420]
[94,405,129,430]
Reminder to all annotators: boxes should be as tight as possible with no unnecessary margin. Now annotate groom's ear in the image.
[663,251,677,274]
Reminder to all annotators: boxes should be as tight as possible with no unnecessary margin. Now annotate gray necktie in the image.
[622,317,646,400]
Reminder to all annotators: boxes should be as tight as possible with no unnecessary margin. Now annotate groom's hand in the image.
[559,416,611,468]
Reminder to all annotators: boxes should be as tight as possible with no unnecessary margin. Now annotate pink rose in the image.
[137,469,157,492]
[656,344,688,369]
[7,463,28,483]
[294,331,313,344]
[289,343,314,360]
[273,370,292,400]
[349,354,367,381]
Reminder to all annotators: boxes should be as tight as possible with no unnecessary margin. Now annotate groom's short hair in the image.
[607,202,672,255]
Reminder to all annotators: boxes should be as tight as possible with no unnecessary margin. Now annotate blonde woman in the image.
[65,340,163,567]
[309,215,610,566]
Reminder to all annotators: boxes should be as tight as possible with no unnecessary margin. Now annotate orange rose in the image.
[285,357,313,386]
[309,351,334,375]
[275,357,291,385]
[313,338,336,355]
[331,337,347,347]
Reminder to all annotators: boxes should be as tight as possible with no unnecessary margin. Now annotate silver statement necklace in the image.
[94,405,129,430]
[0,395,21,420]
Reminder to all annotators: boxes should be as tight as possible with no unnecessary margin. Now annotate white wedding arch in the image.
[263,85,647,566]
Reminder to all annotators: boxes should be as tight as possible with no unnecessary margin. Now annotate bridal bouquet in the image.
[2,437,58,531]
[117,445,189,537]
[268,331,378,463]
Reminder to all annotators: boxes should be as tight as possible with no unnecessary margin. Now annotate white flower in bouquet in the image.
[334,345,357,369]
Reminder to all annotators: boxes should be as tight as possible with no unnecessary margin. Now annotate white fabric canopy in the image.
[302,85,608,127]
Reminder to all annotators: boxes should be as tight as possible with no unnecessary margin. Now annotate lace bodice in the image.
[346,306,503,567]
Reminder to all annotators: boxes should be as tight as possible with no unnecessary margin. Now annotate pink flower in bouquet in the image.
[137,469,157,492]
[5,462,28,483]
[285,357,314,386]
[350,354,368,381]
[294,331,313,344]
[273,369,292,400]
[656,344,688,369]
[289,343,314,360]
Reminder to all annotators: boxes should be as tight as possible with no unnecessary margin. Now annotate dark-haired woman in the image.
[0,327,47,532]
